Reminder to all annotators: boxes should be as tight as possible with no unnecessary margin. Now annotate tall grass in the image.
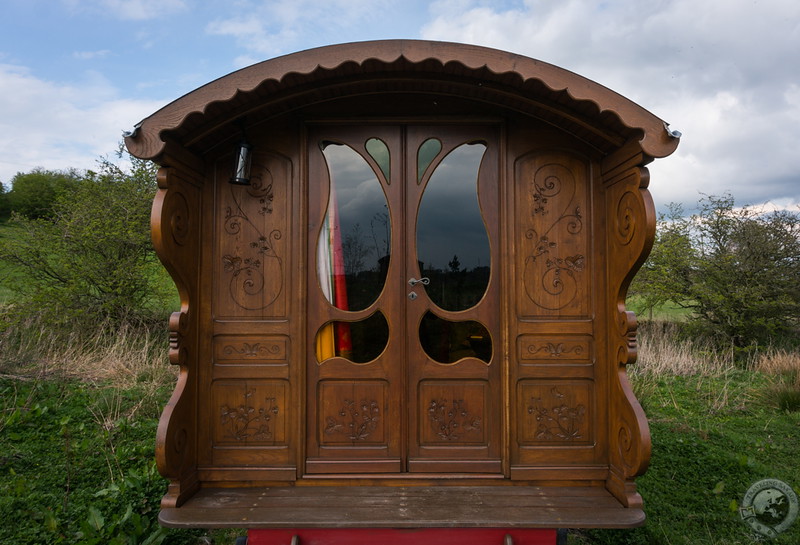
[0,314,174,388]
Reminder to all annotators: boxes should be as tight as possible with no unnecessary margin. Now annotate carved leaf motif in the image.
[223,342,281,358]
[219,390,279,442]
[527,342,584,358]
[324,399,380,441]
[522,159,587,312]
[527,387,586,442]
[221,155,284,311]
[428,399,482,441]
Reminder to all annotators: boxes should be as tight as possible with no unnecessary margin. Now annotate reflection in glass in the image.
[317,142,391,313]
[417,138,442,183]
[315,311,390,363]
[419,311,491,364]
[366,138,390,183]
[416,142,490,311]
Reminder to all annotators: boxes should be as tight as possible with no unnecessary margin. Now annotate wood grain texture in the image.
[159,486,644,529]
[128,41,677,526]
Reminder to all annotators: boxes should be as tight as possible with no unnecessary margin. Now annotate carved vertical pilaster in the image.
[602,148,655,508]
[152,166,203,508]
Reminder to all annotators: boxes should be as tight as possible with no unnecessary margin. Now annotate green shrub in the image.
[0,152,171,334]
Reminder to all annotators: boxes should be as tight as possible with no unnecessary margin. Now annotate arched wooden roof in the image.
[125,40,679,163]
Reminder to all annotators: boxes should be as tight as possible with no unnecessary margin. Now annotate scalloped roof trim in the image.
[125,40,679,160]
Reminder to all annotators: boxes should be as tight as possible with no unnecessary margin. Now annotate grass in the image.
[571,323,800,545]
[1,317,799,544]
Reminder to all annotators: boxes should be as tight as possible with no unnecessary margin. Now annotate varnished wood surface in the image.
[159,486,644,529]
[127,40,680,528]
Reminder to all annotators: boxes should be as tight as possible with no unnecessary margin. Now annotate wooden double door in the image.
[305,124,503,475]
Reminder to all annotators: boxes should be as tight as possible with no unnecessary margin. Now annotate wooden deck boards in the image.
[159,486,645,529]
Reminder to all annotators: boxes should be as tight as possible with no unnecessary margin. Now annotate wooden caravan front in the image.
[125,40,679,529]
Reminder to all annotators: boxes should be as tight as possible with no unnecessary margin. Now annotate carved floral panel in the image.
[214,151,291,319]
[419,381,487,446]
[515,152,590,318]
[211,380,288,446]
[517,380,593,445]
[318,381,387,446]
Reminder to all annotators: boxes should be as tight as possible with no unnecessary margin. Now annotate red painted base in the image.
[246,528,556,545]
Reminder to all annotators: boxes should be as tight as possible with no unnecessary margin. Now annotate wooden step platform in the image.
[159,486,644,529]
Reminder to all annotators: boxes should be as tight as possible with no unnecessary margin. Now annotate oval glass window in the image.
[418,311,491,364]
[317,141,391,312]
[315,311,390,364]
[416,142,489,312]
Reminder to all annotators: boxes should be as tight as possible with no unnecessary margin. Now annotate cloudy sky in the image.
[1,0,798,212]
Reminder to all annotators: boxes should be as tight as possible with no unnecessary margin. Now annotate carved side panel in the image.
[214,335,288,364]
[518,335,593,364]
[214,151,291,319]
[318,381,388,446]
[211,380,288,446]
[604,163,654,508]
[151,166,202,507]
[517,380,593,445]
[516,152,590,318]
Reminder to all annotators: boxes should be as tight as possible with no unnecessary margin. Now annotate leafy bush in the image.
[5,168,81,219]
[631,194,800,348]
[0,153,171,333]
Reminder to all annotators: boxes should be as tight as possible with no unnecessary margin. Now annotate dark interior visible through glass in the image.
[315,311,390,363]
[416,142,490,312]
[418,311,492,364]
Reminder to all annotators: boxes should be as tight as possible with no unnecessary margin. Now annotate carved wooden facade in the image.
[125,40,679,528]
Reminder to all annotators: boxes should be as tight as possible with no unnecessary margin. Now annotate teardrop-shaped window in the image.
[317,141,391,312]
[417,138,442,183]
[416,142,489,312]
[418,311,491,364]
[366,138,390,183]
[315,311,390,364]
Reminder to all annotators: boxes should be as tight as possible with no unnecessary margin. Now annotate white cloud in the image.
[421,0,800,210]
[73,50,112,60]
[206,0,393,61]
[0,63,166,185]
[63,0,188,20]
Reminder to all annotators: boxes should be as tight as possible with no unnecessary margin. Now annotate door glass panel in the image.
[317,141,391,312]
[419,311,491,364]
[366,138,391,183]
[315,311,389,364]
[417,138,442,183]
[416,142,489,311]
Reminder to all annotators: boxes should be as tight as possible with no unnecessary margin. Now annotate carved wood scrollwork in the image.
[217,152,290,315]
[517,153,589,316]
[604,164,654,506]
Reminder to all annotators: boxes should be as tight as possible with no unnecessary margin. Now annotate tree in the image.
[0,152,165,331]
[631,194,800,347]
[628,203,694,319]
[6,168,81,219]
[0,182,10,221]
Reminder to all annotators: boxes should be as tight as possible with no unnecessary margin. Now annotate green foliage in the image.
[576,372,800,545]
[6,168,82,219]
[631,194,800,348]
[0,378,206,545]
[0,181,11,221]
[0,153,170,332]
